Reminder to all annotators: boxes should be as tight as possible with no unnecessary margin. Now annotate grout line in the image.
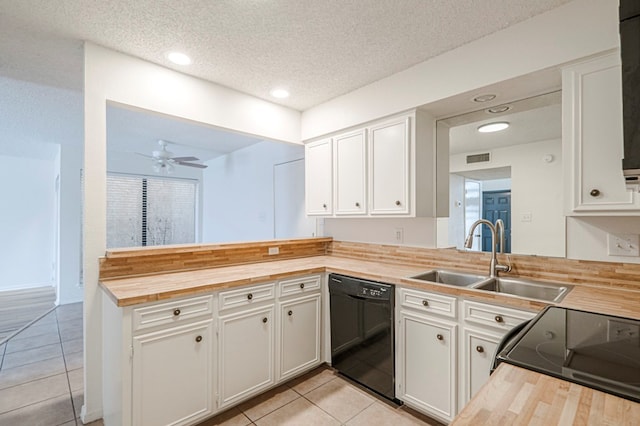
[55,307,79,426]
[0,305,58,346]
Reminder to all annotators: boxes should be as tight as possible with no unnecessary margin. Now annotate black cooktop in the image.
[496,306,640,402]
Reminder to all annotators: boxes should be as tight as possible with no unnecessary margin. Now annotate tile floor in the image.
[0,303,441,426]
[0,302,101,426]
[196,366,443,426]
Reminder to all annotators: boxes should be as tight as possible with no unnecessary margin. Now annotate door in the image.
[369,118,410,214]
[462,328,500,406]
[279,294,321,380]
[305,138,333,215]
[274,159,316,238]
[398,311,457,421]
[218,305,275,408]
[482,190,511,253]
[334,129,367,215]
[132,320,213,426]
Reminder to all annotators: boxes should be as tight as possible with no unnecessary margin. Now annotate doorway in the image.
[481,190,511,253]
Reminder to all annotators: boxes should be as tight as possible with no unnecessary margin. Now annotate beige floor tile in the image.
[0,373,70,414]
[305,378,375,423]
[72,390,83,418]
[83,419,104,425]
[238,385,299,421]
[288,367,337,395]
[56,308,83,323]
[346,401,433,426]
[0,356,66,390]
[65,350,83,371]
[0,394,75,426]
[9,321,59,341]
[255,397,340,426]
[196,407,251,426]
[62,337,83,355]
[58,421,77,426]
[2,342,63,369]
[68,367,84,392]
[5,330,61,354]
[60,326,83,343]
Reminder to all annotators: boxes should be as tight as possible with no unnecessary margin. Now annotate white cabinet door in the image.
[305,138,333,215]
[369,117,410,214]
[398,310,457,422]
[334,129,367,215]
[132,320,213,426]
[462,327,500,406]
[564,52,638,212]
[218,305,275,409]
[278,293,321,381]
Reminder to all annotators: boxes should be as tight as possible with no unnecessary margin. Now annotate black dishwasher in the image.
[329,273,397,402]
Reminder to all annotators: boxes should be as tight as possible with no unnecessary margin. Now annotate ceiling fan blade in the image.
[136,152,155,159]
[170,156,199,162]
[174,161,208,169]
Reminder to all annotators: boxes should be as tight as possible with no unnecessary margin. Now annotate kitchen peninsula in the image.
[100,237,640,425]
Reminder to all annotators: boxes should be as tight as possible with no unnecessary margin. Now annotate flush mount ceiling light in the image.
[270,88,290,99]
[487,105,511,114]
[473,94,497,103]
[478,121,510,133]
[165,51,192,66]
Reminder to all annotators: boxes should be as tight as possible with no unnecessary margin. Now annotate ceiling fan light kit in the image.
[137,140,208,173]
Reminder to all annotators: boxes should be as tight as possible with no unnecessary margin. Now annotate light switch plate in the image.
[607,233,640,257]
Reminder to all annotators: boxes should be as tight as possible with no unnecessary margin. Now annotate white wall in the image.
[202,141,304,242]
[450,139,564,257]
[84,44,302,422]
[0,152,58,291]
[301,0,618,140]
[567,217,640,264]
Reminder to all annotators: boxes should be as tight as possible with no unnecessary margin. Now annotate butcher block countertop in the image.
[452,363,640,426]
[99,247,640,424]
[100,255,640,320]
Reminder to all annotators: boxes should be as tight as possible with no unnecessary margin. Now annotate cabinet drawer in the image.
[462,300,536,332]
[218,282,275,312]
[279,275,321,297]
[132,295,213,332]
[398,288,456,319]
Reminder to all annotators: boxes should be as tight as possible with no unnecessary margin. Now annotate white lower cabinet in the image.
[459,299,536,407]
[278,293,321,381]
[132,320,214,426]
[218,304,275,409]
[460,327,500,406]
[396,288,458,423]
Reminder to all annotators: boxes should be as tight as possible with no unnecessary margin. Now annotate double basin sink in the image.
[409,270,572,303]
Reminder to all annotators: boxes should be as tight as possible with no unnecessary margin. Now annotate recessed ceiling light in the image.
[487,105,511,114]
[270,88,290,99]
[166,51,192,66]
[473,94,497,103]
[478,122,510,133]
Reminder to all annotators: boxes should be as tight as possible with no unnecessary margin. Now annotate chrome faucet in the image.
[464,219,511,278]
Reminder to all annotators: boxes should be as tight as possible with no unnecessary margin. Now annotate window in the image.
[107,174,197,248]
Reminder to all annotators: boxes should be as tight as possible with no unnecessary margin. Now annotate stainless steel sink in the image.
[472,277,572,303]
[410,270,488,287]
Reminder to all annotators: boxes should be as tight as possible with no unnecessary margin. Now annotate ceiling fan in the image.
[137,140,208,173]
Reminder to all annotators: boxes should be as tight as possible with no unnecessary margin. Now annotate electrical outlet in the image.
[394,228,404,243]
[268,247,279,255]
[607,319,640,342]
[607,233,640,256]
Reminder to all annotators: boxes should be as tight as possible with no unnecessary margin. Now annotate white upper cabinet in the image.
[334,129,367,215]
[563,51,640,213]
[369,117,410,214]
[305,138,333,215]
[304,110,435,217]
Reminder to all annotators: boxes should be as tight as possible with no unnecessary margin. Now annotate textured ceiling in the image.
[0,0,573,111]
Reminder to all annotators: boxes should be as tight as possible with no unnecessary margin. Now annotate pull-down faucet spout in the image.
[464,219,511,278]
